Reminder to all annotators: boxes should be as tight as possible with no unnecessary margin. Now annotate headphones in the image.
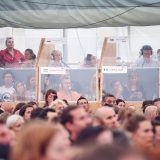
[140,45,153,55]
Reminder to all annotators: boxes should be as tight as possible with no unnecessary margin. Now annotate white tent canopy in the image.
[0,0,160,29]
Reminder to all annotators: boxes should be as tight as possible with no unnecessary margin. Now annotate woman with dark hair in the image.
[43,89,57,108]
[123,71,144,101]
[21,48,36,68]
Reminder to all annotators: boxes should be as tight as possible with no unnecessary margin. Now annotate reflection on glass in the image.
[102,67,159,101]
[0,71,15,102]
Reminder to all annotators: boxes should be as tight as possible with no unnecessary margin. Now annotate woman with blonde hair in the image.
[6,115,24,135]
[49,99,67,115]
[11,121,71,160]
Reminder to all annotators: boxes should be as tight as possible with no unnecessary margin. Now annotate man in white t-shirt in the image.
[0,71,15,101]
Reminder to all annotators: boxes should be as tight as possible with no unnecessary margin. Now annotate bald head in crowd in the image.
[95,107,120,129]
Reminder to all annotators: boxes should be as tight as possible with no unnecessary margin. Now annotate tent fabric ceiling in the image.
[0,0,160,29]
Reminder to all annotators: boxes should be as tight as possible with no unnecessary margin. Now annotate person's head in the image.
[77,97,89,112]
[39,108,58,123]
[6,115,24,135]
[11,121,70,160]
[30,108,44,120]
[73,144,146,160]
[60,74,71,91]
[84,54,97,66]
[153,98,160,113]
[2,71,14,87]
[142,100,153,113]
[60,106,91,140]
[24,49,36,61]
[95,107,119,129]
[0,112,11,123]
[26,74,36,90]
[102,93,116,107]
[12,102,26,114]
[44,89,57,107]
[0,120,14,145]
[5,37,14,49]
[111,80,123,94]
[112,130,131,146]
[49,99,67,115]
[124,114,153,147]
[15,81,26,94]
[116,99,125,109]
[144,105,158,120]
[140,45,153,59]
[128,71,139,85]
[27,101,38,109]
[19,104,34,122]
[75,126,113,146]
[152,119,160,144]
[51,50,62,61]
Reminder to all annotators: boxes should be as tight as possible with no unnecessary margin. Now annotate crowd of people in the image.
[0,37,160,160]
[0,91,160,160]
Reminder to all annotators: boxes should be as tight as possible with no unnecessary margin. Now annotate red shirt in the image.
[0,48,25,67]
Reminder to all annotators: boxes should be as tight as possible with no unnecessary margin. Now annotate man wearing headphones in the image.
[134,45,158,67]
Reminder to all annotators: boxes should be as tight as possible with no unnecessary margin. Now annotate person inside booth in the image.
[0,37,24,68]
[133,45,158,68]
[57,73,80,101]
[82,54,97,67]
[49,50,68,67]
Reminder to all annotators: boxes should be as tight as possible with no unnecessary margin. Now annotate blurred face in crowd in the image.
[96,130,113,145]
[52,50,62,62]
[103,96,116,107]
[102,108,119,129]
[117,102,125,109]
[77,99,89,112]
[16,82,25,94]
[0,124,13,144]
[113,81,123,93]
[4,73,13,87]
[6,38,14,49]
[129,73,138,86]
[154,125,160,144]
[11,118,24,134]
[133,120,153,146]
[67,108,91,136]
[54,103,65,115]
[154,100,160,111]
[24,50,32,60]
[44,129,70,160]
[62,76,71,91]
[143,49,152,59]
[29,76,35,88]
[47,93,57,106]
[46,112,58,123]
[24,107,33,121]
